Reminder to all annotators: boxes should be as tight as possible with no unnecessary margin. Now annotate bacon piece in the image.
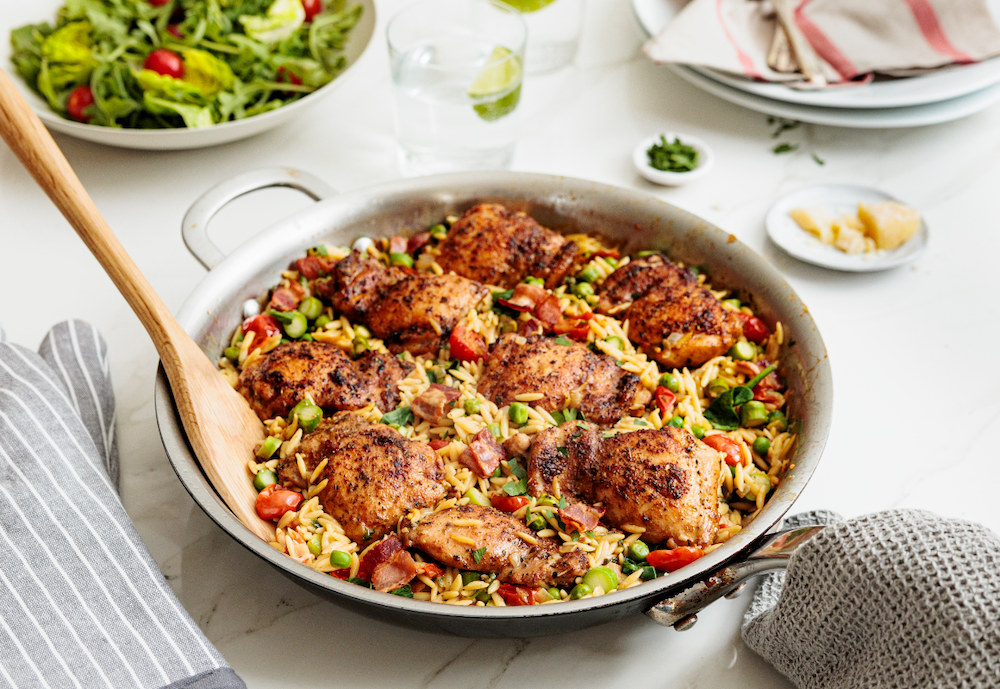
[519,318,544,336]
[534,294,562,328]
[295,255,338,280]
[558,502,606,533]
[406,232,431,254]
[358,534,402,581]
[459,428,506,478]
[412,384,460,425]
[371,549,418,592]
[389,236,408,254]
[499,283,548,312]
[267,281,307,312]
[428,439,450,451]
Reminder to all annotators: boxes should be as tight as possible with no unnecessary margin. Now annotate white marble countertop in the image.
[3,1,1000,686]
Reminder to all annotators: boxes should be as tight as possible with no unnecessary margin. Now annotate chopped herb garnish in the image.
[551,411,565,425]
[556,495,568,509]
[472,547,487,563]
[507,458,527,479]
[602,432,615,439]
[556,446,569,457]
[426,370,437,384]
[770,117,801,138]
[564,408,578,421]
[646,135,699,173]
[634,419,649,427]
[553,336,574,346]
[788,339,797,346]
[773,143,799,154]
[812,153,826,166]
[703,363,778,430]
[380,406,414,427]
[576,421,589,430]
[503,478,528,496]
[389,584,413,598]
[491,290,519,319]
[312,245,329,256]
[347,577,372,588]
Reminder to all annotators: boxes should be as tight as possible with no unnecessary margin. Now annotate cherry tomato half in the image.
[654,386,676,418]
[740,314,770,344]
[66,85,94,122]
[302,0,323,21]
[702,434,742,467]
[255,485,304,521]
[242,314,282,352]
[497,583,542,606]
[449,325,487,363]
[420,563,444,578]
[144,49,184,78]
[166,23,184,38]
[490,494,530,513]
[148,0,171,6]
[646,546,704,573]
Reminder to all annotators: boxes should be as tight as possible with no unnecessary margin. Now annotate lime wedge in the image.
[469,47,522,122]
[497,0,557,12]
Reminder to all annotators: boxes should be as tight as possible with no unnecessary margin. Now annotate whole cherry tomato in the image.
[490,495,530,513]
[449,325,487,363]
[302,0,323,21]
[646,546,704,572]
[144,49,184,78]
[740,314,770,344]
[66,85,94,122]
[702,434,742,467]
[254,485,304,521]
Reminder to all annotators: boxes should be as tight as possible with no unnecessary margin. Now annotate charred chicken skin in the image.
[527,423,721,547]
[477,333,647,425]
[435,204,579,289]
[279,412,447,546]
[238,341,413,421]
[596,255,742,369]
[402,505,588,587]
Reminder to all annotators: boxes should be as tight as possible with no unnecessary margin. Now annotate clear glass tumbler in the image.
[387,0,527,177]
[498,0,583,74]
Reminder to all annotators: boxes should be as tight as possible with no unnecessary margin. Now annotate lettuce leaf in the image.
[40,21,97,91]
[177,48,235,97]
[143,93,214,128]
[137,69,206,103]
[239,0,305,44]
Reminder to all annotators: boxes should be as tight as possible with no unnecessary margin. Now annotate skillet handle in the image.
[645,524,826,631]
[182,167,336,270]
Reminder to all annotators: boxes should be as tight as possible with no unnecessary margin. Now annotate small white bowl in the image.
[633,132,714,186]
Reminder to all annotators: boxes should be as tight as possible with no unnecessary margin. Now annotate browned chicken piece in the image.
[314,250,404,321]
[238,341,414,421]
[596,255,742,369]
[477,333,644,425]
[401,505,588,587]
[365,273,488,356]
[527,424,721,547]
[435,204,579,289]
[280,412,447,546]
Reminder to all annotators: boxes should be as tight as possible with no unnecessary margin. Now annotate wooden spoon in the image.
[0,69,275,543]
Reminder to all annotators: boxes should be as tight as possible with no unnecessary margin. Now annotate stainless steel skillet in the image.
[155,168,832,638]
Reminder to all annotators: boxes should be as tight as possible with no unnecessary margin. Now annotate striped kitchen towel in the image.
[0,321,244,689]
[643,0,1000,85]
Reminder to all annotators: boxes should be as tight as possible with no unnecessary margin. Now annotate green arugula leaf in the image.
[346,577,372,588]
[389,584,414,598]
[472,546,487,563]
[380,405,414,427]
[703,364,775,430]
[503,478,528,496]
[553,336,573,346]
[506,458,527,479]
[556,495,568,509]
[556,446,569,457]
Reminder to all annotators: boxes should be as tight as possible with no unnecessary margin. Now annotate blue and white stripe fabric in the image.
[0,321,244,689]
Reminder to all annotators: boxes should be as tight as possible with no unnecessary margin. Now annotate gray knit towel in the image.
[0,321,245,689]
[743,509,1000,689]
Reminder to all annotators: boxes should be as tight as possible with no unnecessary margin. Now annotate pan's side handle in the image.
[646,524,826,631]
[182,167,336,270]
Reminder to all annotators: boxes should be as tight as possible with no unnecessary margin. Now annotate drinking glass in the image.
[499,0,583,74]
[387,0,527,176]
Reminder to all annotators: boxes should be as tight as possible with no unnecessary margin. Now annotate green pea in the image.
[290,399,323,433]
[509,402,529,426]
[314,315,332,329]
[462,571,480,586]
[581,567,617,593]
[389,252,414,268]
[570,583,593,600]
[526,512,546,531]
[487,423,502,439]
[706,378,730,397]
[740,400,768,428]
[658,372,680,393]
[604,336,624,351]
[729,340,756,361]
[667,416,684,428]
[603,257,618,269]
[722,298,741,310]
[547,587,562,601]
[635,250,659,258]
[297,296,323,320]
[578,266,600,283]
[329,550,352,569]
[255,436,281,460]
[767,411,788,432]
[307,533,323,556]
[253,468,278,492]
[430,224,448,240]
[464,398,481,416]
[352,337,369,358]
[753,436,771,456]
[223,346,240,364]
[463,487,490,507]
[300,333,314,341]
[691,425,706,440]
[628,540,650,561]
[524,276,545,286]
[573,282,595,298]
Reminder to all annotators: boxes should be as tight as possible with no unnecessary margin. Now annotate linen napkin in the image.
[743,509,1000,688]
[643,0,1000,86]
[0,321,244,689]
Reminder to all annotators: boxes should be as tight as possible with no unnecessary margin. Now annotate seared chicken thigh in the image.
[477,333,647,425]
[436,204,579,289]
[281,412,447,546]
[596,255,742,369]
[402,505,588,587]
[315,250,404,322]
[239,341,413,420]
[527,424,721,547]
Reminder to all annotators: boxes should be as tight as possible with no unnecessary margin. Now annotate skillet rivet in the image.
[673,614,698,631]
[725,582,748,599]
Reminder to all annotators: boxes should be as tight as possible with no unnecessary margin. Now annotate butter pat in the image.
[858,201,921,251]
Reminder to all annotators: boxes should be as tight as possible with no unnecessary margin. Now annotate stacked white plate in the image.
[632,0,1000,128]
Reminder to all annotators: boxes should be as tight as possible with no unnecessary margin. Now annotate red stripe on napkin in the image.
[795,0,859,80]
[716,0,761,78]
[902,0,973,63]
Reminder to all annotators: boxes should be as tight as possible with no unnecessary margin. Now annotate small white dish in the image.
[633,132,714,186]
[765,184,928,272]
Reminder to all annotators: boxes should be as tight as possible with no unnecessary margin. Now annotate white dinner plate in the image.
[765,184,928,272]
[632,0,1000,110]
[0,0,375,150]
